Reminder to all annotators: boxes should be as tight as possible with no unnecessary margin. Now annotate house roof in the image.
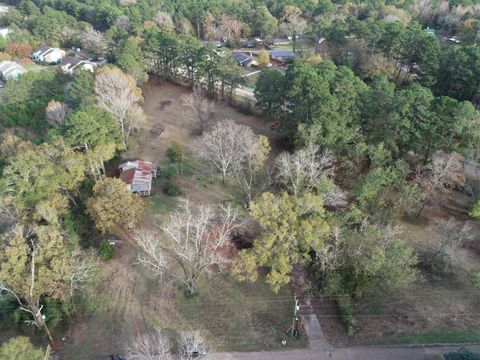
[61,56,82,67]
[233,52,253,64]
[33,45,53,56]
[61,56,96,72]
[0,61,26,79]
[270,50,296,58]
[119,160,156,186]
[119,168,136,185]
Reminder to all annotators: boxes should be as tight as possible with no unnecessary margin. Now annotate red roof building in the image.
[119,160,157,196]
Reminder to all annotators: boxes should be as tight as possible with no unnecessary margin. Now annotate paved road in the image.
[209,345,480,360]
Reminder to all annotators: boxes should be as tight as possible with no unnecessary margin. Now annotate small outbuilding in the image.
[0,60,26,81]
[119,160,157,196]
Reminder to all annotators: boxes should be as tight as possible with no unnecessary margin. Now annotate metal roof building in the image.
[119,160,157,196]
[0,61,27,81]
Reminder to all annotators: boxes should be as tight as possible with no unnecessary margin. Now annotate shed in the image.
[119,160,157,196]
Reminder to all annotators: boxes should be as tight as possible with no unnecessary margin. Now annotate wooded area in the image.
[1,0,480,358]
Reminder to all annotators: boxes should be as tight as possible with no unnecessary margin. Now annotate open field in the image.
[57,79,303,359]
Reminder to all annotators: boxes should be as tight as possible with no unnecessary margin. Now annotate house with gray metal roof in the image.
[0,61,27,81]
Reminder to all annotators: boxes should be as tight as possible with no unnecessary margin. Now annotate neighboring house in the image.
[31,45,66,64]
[270,50,296,63]
[61,56,97,74]
[0,61,27,81]
[0,28,11,38]
[233,52,253,67]
[119,160,157,196]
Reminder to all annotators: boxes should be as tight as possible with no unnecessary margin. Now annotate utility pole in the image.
[290,296,300,337]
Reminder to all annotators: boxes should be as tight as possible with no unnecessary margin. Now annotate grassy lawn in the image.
[244,73,260,89]
[173,274,308,351]
[22,62,48,72]
[59,80,301,358]
[385,330,480,345]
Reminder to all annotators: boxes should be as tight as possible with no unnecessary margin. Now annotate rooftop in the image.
[119,160,157,186]
[233,52,253,64]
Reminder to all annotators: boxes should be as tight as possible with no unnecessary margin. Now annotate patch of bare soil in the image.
[127,79,282,162]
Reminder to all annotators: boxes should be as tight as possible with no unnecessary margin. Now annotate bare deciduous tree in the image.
[322,186,349,209]
[154,11,175,30]
[203,12,219,40]
[45,100,70,126]
[61,26,79,46]
[279,5,307,52]
[197,119,256,184]
[275,144,335,196]
[431,217,473,249]
[177,330,207,360]
[314,227,343,286]
[126,331,171,360]
[181,91,216,134]
[95,67,143,147]
[416,152,465,216]
[426,217,473,273]
[68,248,98,298]
[135,201,240,296]
[81,26,106,55]
[232,135,271,204]
[219,14,243,42]
[116,15,132,31]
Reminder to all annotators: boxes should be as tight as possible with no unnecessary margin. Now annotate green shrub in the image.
[166,141,183,164]
[338,297,357,337]
[469,200,480,219]
[444,348,480,359]
[99,241,116,260]
[44,298,71,329]
[0,336,43,360]
[162,163,179,179]
[164,177,181,197]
